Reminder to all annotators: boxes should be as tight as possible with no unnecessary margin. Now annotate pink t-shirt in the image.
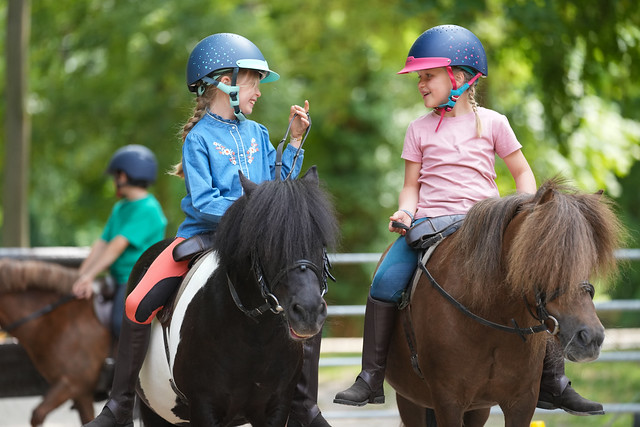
[402,107,522,218]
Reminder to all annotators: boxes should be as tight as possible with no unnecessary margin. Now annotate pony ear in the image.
[595,189,604,197]
[301,166,319,185]
[538,186,555,205]
[239,171,258,195]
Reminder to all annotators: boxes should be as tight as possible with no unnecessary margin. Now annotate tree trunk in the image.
[4,0,31,246]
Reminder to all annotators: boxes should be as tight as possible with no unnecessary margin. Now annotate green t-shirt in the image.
[101,194,167,284]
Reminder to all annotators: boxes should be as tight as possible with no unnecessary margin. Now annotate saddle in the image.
[399,214,465,309]
[172,232,216,263]
[156,250,217,325]
[399,214,465,379]
[155,232,218,325]
[404,214,465,249]
[93,276,116,329]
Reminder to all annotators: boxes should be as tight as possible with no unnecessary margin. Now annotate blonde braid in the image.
[467,83,482,138]
[454,66,483,138]
[170,87,216,178]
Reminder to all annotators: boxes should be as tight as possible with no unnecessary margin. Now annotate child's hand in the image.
[389,210,412,235]
[289,100,310,147]
[72,274,94,299]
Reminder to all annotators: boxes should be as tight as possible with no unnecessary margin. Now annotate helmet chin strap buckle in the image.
[199,72,247,121]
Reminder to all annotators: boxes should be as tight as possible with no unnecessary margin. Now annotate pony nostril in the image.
[577,330,589,345]
[291,303,306,319]
[319,302,327,317]
[595,331,605,347]
[578,329,600,347]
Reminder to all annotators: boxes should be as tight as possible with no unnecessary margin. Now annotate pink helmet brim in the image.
[397,56,452,74]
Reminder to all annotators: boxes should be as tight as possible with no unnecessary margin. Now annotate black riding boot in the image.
[84,317,151,427]
[537,339,604,416]
[288,332,331,427]
[333,295,397,406]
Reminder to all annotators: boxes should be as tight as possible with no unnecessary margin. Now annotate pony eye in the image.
[581,281,595,299]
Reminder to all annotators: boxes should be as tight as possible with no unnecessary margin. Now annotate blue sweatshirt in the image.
[176,111,304,238]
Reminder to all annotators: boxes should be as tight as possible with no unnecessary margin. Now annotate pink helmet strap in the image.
[434,66,482,132]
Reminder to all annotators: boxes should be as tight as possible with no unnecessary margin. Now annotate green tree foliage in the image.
[1,0,639,305]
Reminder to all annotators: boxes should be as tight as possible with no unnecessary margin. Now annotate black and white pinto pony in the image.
[133,167,338,426]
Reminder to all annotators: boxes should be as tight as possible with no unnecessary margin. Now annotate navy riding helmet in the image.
[398,25,488,119]
[398,24,488,76]
[186,33,279,121]
[106,144,158,185]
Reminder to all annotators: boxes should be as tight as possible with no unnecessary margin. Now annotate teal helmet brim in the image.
[236,58,280,83]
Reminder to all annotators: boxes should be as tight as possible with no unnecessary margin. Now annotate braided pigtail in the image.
[170,86,216,178]
[455,66,482,138]
[467,83,482,138]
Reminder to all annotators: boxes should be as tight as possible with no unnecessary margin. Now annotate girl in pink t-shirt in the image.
[335,25,602,417]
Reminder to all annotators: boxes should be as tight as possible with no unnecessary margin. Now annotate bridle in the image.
[420,260,595,340]
[226,112,334,320]
[1,294,75,333]
[418,261,576,342]
[403,259,594,380]
[226,249,334,321]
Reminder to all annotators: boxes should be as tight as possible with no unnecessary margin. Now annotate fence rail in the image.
[1,247,639,422]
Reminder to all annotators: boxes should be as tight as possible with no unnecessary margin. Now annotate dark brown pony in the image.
[0,259,111,426]
[386,178,623,426]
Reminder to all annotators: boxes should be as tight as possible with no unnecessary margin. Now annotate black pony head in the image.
[214,167,338,337]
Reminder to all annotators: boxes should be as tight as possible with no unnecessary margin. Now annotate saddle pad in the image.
[157,250,217,325]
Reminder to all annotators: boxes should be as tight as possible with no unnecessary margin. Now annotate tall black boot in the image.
[84,317,151,426]
[288,332,330,427]
[333,295,397,406]
[537,339,604,416]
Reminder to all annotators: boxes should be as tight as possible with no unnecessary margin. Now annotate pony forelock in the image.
[215,173,339,271]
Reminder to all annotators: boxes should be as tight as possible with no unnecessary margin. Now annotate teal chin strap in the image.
[438,82,473,111]
[200,68,246,121]
[434,66,482,132]
[438,66,482,112]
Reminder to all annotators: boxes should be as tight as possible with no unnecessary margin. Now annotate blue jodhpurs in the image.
[369,221,423,303]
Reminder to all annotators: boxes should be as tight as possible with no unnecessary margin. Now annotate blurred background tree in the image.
[1,0,639,323]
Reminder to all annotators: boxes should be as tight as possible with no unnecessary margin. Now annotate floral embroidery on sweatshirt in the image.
[246,140,259,164]
[213,142,237,165]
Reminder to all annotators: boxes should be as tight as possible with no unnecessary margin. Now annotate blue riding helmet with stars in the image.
[186,33,279,121]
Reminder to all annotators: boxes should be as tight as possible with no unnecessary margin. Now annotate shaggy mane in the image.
[215,170,339,272]
[438,177,623,310]
[0,258,79,294]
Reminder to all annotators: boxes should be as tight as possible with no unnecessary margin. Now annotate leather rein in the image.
[418,259,563,341]
[226,112,335,321]
[400,235,595,379]
[2,294,76,333]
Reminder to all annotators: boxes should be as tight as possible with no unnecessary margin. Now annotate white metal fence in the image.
[323,250,640,421]
[1,247,639,421]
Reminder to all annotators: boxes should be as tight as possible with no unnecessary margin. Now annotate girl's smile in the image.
[417,67,451,109]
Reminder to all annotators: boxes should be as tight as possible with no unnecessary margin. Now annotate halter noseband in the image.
[227,249,334,321]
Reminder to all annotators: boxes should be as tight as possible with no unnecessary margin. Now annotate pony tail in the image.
[170,91,212,178]
[468,83,482,138]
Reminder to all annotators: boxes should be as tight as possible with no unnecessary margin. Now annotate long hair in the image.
[171,69,260,178]
[454,66,482,138]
